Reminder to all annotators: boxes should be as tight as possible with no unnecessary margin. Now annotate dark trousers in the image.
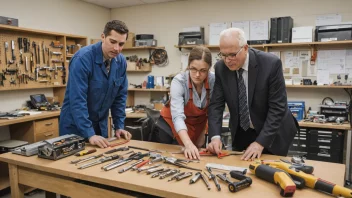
[155,116,178,145]
[233,127,272,154]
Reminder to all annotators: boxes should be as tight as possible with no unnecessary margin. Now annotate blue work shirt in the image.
[59,41,128,138]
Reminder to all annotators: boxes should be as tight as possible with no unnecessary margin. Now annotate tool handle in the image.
[110,140,130,147]
[74,149,97,156]
[104,149,118,154]
[190,172,201,184]
[251,163,296,197]
[296,165,314,174]
[135,159,149,168]
[230,170,247,180]
[315,178,352,198]
[128,146,149,151]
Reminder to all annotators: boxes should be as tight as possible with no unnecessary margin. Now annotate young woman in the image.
[159,46,214,159]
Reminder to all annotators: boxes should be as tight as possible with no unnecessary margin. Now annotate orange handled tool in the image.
[74,149,97,156]
[110,140,130,148]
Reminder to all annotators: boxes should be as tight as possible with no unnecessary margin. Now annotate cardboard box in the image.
[125,32,135,48]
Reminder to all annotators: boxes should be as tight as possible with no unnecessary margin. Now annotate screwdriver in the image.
[70,154,103,165]
[74,149,97,156]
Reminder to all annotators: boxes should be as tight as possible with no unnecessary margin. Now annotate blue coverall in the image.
[59,41,128,138]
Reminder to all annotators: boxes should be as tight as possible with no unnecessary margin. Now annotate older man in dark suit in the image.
[207,28,298,160]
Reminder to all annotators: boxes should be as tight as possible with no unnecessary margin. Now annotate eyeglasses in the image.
[218,46,244,60]
[188,67,208,74]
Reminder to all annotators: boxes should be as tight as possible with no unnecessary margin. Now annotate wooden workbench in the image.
[0,111,60,127]
[0,140,346,198]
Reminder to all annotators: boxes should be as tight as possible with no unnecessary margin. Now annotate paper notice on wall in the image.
[317,70,330,85]
[346,50,352,76]
[231,21,250,40]
[317,50,346,74]
[181,52,189,71]
[284,51,293,57]
[249,20,269,41]
[285,57,299,68]
[209,22,227,45]
[315,14,342,26]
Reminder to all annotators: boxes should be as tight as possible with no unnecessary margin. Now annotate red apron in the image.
[160,76,210,146]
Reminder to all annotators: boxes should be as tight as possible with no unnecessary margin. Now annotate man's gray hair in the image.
[220,28,247,47]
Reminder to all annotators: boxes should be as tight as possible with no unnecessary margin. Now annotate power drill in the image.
[262,160,352,198]
[249,162,296,197]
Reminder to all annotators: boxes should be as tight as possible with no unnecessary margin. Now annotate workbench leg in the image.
[346,130,351,182]
[8,164,24,198]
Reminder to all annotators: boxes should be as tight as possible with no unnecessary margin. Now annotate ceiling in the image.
[81,0,186,9]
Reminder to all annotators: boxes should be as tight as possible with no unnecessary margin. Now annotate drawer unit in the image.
[306,128,344,163]
[308,129,344,150]
[34,118,58,134]
[307,147,343,163]
[35,130,59,142]
[289,127,308,153]
[10,117,59,143]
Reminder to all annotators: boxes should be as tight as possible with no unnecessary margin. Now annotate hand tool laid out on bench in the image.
[71,154,103,165]
[74,149,97,156]
[78,154,120,169]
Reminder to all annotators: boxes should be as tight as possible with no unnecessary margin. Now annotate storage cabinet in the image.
[10,117,59,143]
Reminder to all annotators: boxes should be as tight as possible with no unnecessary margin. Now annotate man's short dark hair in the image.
[103,20,129,39]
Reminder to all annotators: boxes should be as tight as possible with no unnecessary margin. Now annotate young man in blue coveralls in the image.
[59,20,132,148]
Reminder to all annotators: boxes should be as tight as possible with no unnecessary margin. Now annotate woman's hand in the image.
[183,142,200,160]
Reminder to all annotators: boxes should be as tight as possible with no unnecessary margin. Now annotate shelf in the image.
[174,45,220,50]
[175,40,352,50]
[128,88,169,92]
[66,54,74,58]
[298,121,351,130]
[0,85,66,91]
[286,85,352,89]
[126,112,147,118]
[0,175,9,191]
[123,46,165,50]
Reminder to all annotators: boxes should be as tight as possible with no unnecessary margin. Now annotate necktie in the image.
[104,59,110,74]
[237,68,250,131]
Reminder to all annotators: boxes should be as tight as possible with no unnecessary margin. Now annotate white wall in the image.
[111,0,352,110]
[0,0,110,135]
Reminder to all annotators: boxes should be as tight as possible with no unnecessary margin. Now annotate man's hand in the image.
[241,142,264,161]
[89,135,110,148]
[184,142,200,160]
[115,129,132,140]
[206,138,222,155]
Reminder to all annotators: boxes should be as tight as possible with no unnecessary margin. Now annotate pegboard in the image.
[0,29,66,90]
